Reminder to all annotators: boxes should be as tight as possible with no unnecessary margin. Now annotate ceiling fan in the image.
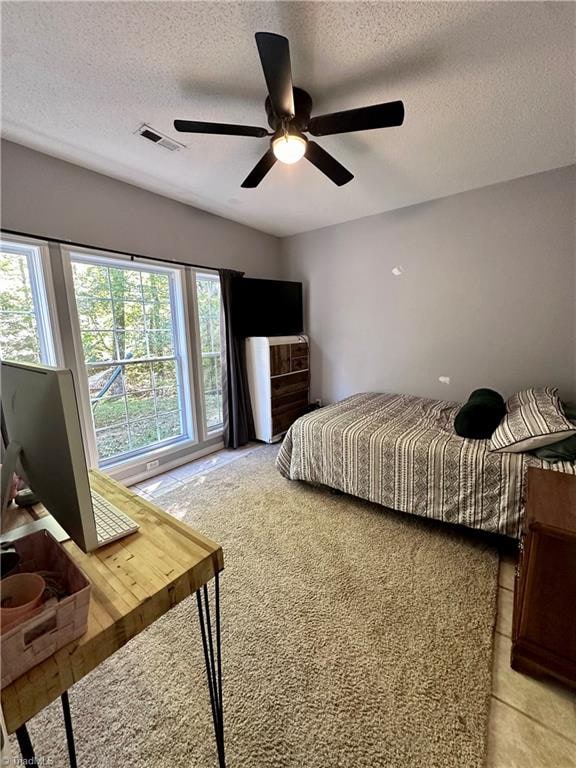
[174,32,405,189]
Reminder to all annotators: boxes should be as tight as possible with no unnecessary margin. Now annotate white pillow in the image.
[490,387,576,453]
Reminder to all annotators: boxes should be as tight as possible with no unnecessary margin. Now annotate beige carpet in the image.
[17,445,498,768]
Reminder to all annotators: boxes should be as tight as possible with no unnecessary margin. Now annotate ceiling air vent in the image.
[135,124,184,152]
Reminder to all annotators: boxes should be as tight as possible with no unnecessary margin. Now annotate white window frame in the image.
[0,235,63,366]
[190,269,224,441]
[1,233,225,484]
[61,246,201,473]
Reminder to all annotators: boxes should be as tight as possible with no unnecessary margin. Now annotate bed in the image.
[276,392,576,538]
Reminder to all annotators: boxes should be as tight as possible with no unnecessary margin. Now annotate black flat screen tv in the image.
[232,278,303,337]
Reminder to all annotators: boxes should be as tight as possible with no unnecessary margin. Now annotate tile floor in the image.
[131,446,576,766]
[131,442,263,507]
[487,552,576,767]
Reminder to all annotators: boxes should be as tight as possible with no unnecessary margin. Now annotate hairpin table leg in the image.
[61,690,78,768]
[15,692,77,768]
[196,572,225,768]
[15,723,37,766]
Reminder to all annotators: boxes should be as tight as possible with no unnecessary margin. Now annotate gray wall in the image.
[281,166,576,404]
[0,139,281,277]
[3,140,574,405]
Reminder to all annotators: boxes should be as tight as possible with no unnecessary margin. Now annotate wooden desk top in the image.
[1,470,223,734]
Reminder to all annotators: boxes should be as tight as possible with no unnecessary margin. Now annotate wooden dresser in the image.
[511,468,576,689]
[245,335,310,443]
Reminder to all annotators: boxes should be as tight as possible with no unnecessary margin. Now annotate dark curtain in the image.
[0,406,7,457]
[219,269,254,448]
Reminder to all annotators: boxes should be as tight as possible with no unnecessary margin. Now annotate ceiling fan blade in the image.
[305,141,353,186]
[308,100,404,136]
[174,120,268,138]
[241,148,277,188]
[255,32,295,119]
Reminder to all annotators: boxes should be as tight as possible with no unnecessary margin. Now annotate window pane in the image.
[144,302,172,330]
[152,359,177,388]
[93,395,128,430]
[147,330,174,357]
[126,392,156,420]
[96,425,131,461]
[123,361,153,393]
[71,262,110,298]
[87,364,125,402]
[156,389,179,414]
[205,392,222,430]
[142,272,170,303]
[196,275,223,430]
[114,298,145,331]
[158,411,182,441]
[0,311,41,363]
[71,258,189,465]
[0,249,54,365]
[115,330,148,360]
[75,298,114,330]
[81,330,115,363]
[108,266,143,302]
[129,417,159,451]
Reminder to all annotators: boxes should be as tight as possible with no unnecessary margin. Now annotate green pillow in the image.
[531,402,576,463]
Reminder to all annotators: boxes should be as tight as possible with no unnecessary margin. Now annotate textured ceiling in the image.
[1,1,575,237]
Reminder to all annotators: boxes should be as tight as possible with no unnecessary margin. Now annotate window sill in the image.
[104,437,225,487]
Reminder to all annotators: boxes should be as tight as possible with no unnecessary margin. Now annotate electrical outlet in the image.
[146,459,160,471]
[438,376,450,385]
[315,398,322,407]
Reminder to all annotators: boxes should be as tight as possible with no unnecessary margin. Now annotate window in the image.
[0,240,57,365]
[195,273,223,432]
[69,255,192,466]
[1,232,225,478]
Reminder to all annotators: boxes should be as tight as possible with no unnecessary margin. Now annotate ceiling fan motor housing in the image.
[266,87,313,134]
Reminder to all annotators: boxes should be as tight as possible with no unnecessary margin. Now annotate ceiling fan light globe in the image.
[272,134,306,164]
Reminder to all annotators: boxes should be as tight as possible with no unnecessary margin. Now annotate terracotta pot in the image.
[0,573,46,633]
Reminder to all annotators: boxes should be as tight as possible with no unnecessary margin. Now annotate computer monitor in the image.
[1,361,99,552]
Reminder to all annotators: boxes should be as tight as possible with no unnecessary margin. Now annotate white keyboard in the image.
[91,490,139,546]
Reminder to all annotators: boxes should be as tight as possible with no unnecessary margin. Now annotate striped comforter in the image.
[276,392,576,538]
